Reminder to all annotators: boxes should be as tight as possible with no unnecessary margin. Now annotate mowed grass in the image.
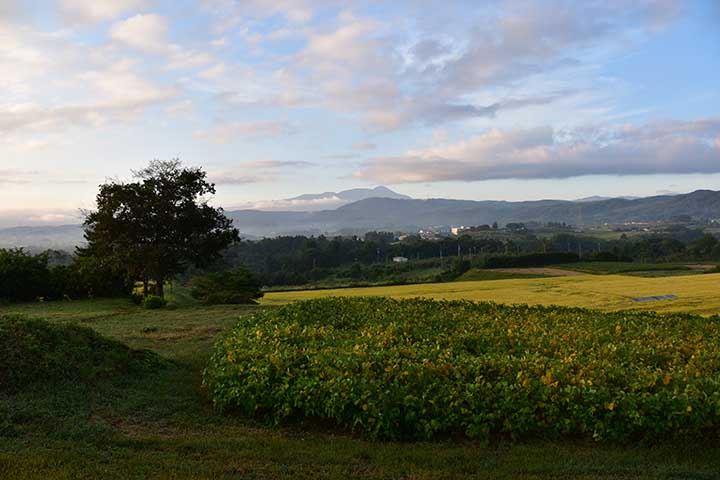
[263,272,720,315]
[1,297,720,478]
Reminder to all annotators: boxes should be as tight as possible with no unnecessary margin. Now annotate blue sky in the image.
[0,0,718,226]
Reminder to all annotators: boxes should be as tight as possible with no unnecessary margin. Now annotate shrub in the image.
[190,266,263,305]
[205,297,720,442]
[0,248,132,303]
[142,295,167,309]
[588,251,634,262]
[483,252,580,268]
[0,249,51,302]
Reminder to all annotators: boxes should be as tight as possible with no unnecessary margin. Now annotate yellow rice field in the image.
[263,273,720,315]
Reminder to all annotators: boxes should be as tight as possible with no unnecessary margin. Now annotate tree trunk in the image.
[143,279,149,297]
[156,277,164,298]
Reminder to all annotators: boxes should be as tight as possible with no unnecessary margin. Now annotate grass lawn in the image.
[551,262,695,275]
[2,298,720,478]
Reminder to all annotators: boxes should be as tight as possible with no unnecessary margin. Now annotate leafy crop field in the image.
[263,272,720,315]
[207,297,720,442]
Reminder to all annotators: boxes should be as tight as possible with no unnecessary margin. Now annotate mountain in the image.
[0,225,85,251]
[3,189,720,247]
[235,186,411,211]
[226,189,720,236]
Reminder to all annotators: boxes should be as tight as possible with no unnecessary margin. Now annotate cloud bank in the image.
[355,119,720,182]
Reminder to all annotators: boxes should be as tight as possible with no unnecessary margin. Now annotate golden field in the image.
[263,272,720,315]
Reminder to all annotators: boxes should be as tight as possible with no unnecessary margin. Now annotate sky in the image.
[0,0,718,226]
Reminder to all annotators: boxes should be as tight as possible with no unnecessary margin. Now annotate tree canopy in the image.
[83,159,239,297]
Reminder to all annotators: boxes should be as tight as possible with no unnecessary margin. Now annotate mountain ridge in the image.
[3,189,719,247]
[226,189,720,236]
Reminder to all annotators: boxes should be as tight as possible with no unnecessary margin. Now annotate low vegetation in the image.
[1,299,719,478]
[206,297,720,442]
[0,314,162,395]
[554,261,694,275]
[0,248,130,303]
[262,272,720,316]
[189,266,263,305]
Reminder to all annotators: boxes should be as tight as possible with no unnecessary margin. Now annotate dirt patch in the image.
[491,267,585,276]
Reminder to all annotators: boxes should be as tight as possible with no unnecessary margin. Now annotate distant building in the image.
[392,256,409,263]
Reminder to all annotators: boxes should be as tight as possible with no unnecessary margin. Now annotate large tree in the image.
[83,159,239,297]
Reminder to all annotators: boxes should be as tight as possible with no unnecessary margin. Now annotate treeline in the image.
[221,235,508,286]
[0,249,130,303]
[219,228,720,287]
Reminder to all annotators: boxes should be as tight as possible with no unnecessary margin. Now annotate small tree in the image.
[83,159,239,298]
[190,266,263,305]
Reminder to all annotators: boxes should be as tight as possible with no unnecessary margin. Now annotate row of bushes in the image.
[482,252,580,268]
[205,297,720,442]
[0,249,131,303]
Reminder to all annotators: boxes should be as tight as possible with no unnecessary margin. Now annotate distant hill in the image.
[0,225,85,251]
[226,189,720,236]
[3,189,719,247]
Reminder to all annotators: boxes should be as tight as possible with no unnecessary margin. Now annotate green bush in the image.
[483,252,580,268]
[190,266,263,305]
[142,295,167,309]
[205,297,720,442]
[0,315,162,394]
[0,249,51,302]
[0,248,132,303]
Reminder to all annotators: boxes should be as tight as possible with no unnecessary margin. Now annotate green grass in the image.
[552,262,693,275]
[1,298,720,478]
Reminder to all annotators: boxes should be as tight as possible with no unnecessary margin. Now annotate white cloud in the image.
[209,172,269,185]
[0,168,38,184]
[355,118,720,183]
[0,61,176,139]
[59,0,146,24]
[244,160,313,169]
[165,100,194,116]
[199,62,227,80]
[352,142,376,151]
[236,195,344,211]
[197,121,296,143]
[109,14,212,69]
[28,213,77,223]
[202,0,338,27]
[110,13,170,53]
